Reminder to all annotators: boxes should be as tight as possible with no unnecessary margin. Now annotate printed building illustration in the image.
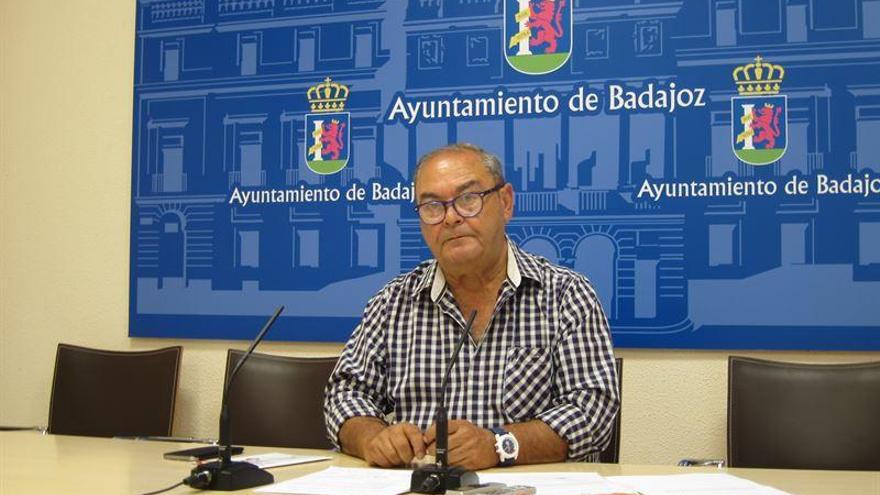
[132,0,400,339]
[131,0,880,348]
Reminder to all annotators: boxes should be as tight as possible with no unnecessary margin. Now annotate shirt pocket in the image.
[502,347,554,422]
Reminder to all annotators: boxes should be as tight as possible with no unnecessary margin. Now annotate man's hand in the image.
[424,420,498,471]
[360,423,427,468]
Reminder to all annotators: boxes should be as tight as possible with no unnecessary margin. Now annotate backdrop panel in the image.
[130,0,880,350]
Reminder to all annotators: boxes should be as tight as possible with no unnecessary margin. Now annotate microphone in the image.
[410,310,480,494]
[186,306,284,491]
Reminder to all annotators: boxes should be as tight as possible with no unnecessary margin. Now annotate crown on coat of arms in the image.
[732,56,785,96]
[307,77,350,113]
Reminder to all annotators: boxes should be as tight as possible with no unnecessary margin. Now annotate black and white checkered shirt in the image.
[324,241,619,461]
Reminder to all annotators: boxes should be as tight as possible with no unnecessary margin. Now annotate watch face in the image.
[502,437,516,454]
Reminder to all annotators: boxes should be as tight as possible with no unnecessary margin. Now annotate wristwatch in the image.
[490,426,519,466]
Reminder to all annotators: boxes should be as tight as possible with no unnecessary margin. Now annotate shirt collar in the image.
[418,239,541,302]
[509,240,543,287]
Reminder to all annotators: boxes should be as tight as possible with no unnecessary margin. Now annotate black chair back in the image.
[224,350,337,449]
[598,357,622,463]
[728,356,880,470]
[48,343,182,437]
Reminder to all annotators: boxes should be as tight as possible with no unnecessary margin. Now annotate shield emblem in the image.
[304,112,350,175]
[504,0,572,75]
[731,95,787,166]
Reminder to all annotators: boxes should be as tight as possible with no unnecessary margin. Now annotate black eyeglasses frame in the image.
[413,183,506,225]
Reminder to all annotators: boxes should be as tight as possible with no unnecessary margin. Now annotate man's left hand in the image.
[424,420,498,471]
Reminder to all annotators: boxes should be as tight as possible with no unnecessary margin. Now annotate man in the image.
[324,143,618,470]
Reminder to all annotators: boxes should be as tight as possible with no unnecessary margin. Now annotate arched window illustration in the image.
[159,213,184,282]
[521,237,560,264]
[574,234,617,319]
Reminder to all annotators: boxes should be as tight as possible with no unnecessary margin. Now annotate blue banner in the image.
[130,0,880,350]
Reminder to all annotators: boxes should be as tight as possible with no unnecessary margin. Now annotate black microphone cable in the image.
[137,480,184,495]
[137,470,212,495]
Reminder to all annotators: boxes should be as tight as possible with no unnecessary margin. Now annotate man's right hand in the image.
[360,422,427,468]
[338,417,427,468]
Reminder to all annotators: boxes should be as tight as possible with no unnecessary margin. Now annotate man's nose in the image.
[443,202,464,225]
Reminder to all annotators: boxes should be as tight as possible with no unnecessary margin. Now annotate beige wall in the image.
[1,2,876,466]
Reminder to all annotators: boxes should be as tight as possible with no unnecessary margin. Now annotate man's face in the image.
[415,150,513,271]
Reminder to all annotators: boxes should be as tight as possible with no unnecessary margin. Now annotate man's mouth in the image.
[443,234,469,244]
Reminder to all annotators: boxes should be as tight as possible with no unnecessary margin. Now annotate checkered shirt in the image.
[323,241,619,461]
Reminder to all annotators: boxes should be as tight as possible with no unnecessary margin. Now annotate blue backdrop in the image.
[130,0,880,350]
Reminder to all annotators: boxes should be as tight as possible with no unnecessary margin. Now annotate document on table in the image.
[256,468,792,495]
[230,452,331,469]
[479,472,639,495]
[255,466,411,495]
[608,473,792,495]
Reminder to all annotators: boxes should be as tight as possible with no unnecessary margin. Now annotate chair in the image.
[224,350,338,449]
[728,356,880,470]
[48,343,182,437]
[598,357,623,463]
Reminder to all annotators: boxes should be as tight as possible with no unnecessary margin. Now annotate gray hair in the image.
[413,143,505,186]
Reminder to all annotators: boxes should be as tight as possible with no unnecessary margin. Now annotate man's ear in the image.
[500,183,514,222]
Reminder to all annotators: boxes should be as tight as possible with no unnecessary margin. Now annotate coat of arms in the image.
[731,56,788,166]
[305,77,350,175]
[505,0,572,75]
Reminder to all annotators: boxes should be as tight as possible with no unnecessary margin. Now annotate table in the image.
[1,431,878,494]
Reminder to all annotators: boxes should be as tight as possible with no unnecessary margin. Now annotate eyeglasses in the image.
[414,183,505,225]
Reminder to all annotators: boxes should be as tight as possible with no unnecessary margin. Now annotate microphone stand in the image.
[186,306,284,491]
[410,311,480,494]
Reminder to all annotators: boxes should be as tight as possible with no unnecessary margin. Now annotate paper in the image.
[257,468,792,495]
[256,466,411,495]
[608,473,792,495]
[230,452,331,469]
[479,471,639,495]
